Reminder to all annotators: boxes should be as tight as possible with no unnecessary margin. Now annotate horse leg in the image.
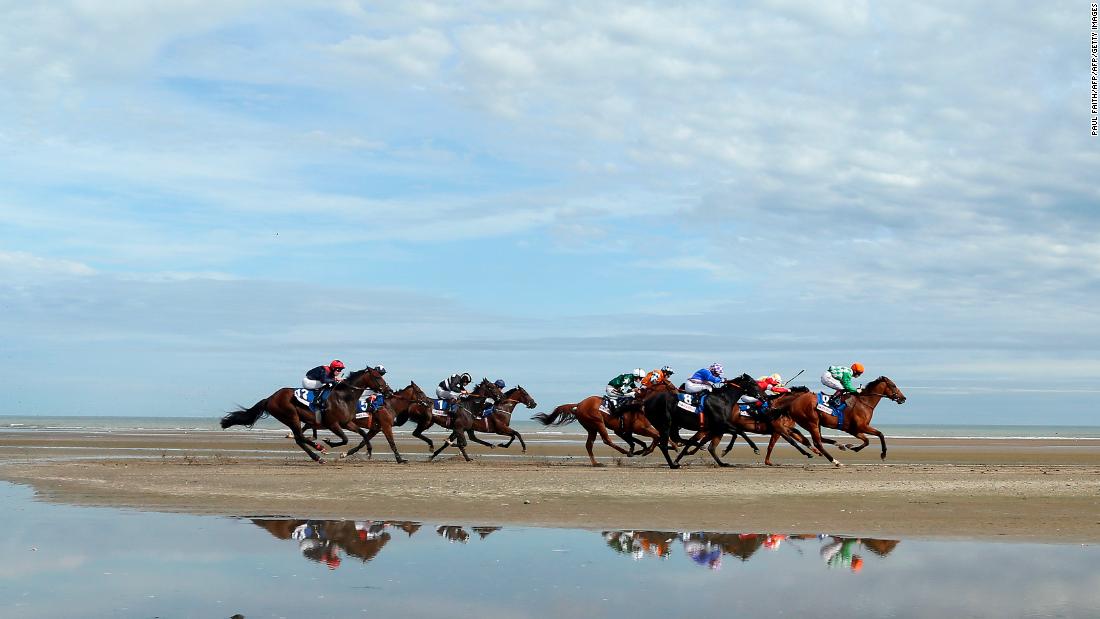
[597,424,630,457]
[456,430,472,462]
[584,429,601,466]
[289,425,324,464]
[498,433,516,448]
[721,433,738,457]
[465,430,496,449]
[866,425,888,459]
[511,430,527,453]
[343,423,372,458]
[324,424,349,449]
[381,421,407,464]
[765,432,781,466]
[360,424,380,459]
[706,434,732,467]
[411,419,435,452]
[845,431,872,452]
[808,422,841,466]
[730,424,759,454]
[429,431,457,461]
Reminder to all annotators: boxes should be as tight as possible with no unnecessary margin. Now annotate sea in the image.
[2,414,1099,441]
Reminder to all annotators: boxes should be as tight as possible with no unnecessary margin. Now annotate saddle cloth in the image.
[293,388,316,408]
[816,392,846,415]
[677,393,706,413]
[357,393,384,420]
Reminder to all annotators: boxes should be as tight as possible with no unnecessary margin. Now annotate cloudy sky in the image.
[2,1,1097,424]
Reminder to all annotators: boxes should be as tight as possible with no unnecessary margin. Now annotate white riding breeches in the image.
[820,372,845,392]
[684,381,713,395]
[302,377,325,390]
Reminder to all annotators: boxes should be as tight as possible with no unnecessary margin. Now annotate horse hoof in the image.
[398,458,409,464]
[669,464,681,470]
[317,458,326,465]
[833,461,844,467]
[880,453,887,460]
[338,453,348,460]
[766,461,778,466]
[753,449,760,455]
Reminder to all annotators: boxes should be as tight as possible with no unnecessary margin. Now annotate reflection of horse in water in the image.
[251,519,422,567]
[472,526,501,539]
[599,529,900,572]
[436,525,470,543]
[603,530,675,559]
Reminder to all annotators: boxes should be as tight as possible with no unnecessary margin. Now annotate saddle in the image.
[356,393,384,422]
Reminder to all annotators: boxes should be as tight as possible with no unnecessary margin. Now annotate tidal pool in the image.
[0,482,1095,618]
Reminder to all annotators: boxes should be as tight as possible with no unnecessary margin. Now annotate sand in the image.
[1,428,1099,543]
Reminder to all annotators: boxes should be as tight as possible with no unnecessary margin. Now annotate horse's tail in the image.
[221,399,267,429]
[533,404,578,426]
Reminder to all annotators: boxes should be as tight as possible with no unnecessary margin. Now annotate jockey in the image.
[684,363,725,397]
[740,374,790,408]
[436,372,473,405]
[822,363,864,406]
[302,360,345,412]
[605,368,645,414]
[642,365,675,388]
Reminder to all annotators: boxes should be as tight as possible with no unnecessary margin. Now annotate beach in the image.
[2,426,1099,543]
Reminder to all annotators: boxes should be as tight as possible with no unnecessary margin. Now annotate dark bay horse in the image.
[221,367,391,464]
[465,385,537,452]
[533,379,677,467]
[642,374,763,469]
[766,376,906,466]
[681,403,819,466]
[428,378,505,462]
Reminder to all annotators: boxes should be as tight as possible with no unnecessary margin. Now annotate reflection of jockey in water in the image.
[682,534,722,570]
[603,531,673,560]
[762,534,787,550]
[354,520,386,541]
[820,537,864,573]
[292,521,343,569]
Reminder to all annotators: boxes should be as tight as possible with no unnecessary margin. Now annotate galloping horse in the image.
[643,374,763,469]
[680,403,820,466]
[339,381,432,462]
[220,366,392,464]
[427,378,505,462]
[532,379,677,467]
[464,385,537,452]
[766,376,906,466]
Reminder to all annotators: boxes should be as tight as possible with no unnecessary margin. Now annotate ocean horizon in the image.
[2,414,1099,441]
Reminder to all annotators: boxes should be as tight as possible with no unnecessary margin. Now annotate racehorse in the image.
[679,401,820,466]
[532,379,678,467]
[339,381,432,462]
[463,385,537,452]
[642,373,764,469]
[220,366,392,464]
[427,378,505,462]
[766,376,906,466]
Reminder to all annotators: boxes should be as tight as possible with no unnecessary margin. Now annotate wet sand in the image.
[2,428,1099,542]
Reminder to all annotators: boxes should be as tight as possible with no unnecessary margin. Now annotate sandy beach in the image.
[2,428,1099,543]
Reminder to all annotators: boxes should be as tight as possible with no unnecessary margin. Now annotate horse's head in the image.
[505,385,537,409]
[395,381,431,407]
[727,373,763,399]
[407,381,430,404]
[864,376,906,404]
[356,366,392,397]
[473,377,505,402]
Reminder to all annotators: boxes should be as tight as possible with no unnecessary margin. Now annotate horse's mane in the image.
[863,376,891,391]
[790,386,810,393]
[504,386,523,396]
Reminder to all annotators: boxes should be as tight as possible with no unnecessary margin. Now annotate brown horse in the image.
[339,381,432,462]
[463,385,537,452]
[428,378,505,462]
[766,376,906,466]
[221,366,392,464]
[532,379,677,467]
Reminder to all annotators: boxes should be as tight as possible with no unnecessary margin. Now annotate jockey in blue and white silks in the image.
[684,363,724,396]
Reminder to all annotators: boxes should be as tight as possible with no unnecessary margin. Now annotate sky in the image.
[1,1,1097,424]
